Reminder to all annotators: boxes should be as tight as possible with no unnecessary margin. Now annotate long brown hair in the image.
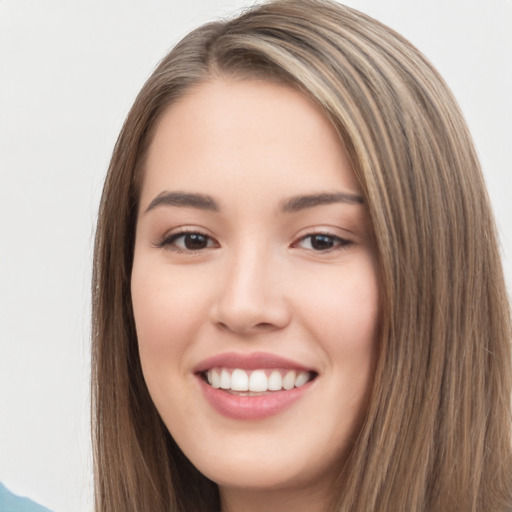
[92,1,512,510]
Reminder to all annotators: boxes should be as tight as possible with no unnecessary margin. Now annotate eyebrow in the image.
[145,191,219,213]
[144,190,364,214]
[281,192,364,212]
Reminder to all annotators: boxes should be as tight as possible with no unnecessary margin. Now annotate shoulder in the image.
[0,482,54,512]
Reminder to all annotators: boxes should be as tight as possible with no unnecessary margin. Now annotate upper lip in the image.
[193,351,316,373]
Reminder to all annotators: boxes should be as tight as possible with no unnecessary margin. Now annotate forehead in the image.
[140,77,360,207]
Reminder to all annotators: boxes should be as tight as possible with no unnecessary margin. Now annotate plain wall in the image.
[1,1,511,510]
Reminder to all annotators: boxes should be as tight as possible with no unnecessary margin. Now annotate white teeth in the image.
[211,369,221,389]
[249,370,268,392]
[220,368,231,389]
[268,370,283,391]
[283,370,296,390]
[205,368,313,392]
[231,369,249,391]
[295,371,310,387]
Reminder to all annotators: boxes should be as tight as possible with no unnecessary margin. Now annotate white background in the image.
[1,1,511,511]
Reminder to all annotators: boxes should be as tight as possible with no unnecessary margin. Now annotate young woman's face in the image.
[132,78,379,508]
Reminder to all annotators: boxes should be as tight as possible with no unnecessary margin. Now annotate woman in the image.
[91,0,512,510]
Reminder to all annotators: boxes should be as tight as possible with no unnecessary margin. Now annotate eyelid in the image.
[291,230,353,252]
[152,226,354,254]
[154,227,219,252]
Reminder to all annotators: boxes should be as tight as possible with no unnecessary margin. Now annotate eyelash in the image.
[154,230,218,253]
[293,233,352,252]
[155,230,352,254]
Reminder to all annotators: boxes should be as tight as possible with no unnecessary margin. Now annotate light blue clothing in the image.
[0,483,53,512]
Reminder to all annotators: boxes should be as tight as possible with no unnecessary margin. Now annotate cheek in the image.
[130,261,213,423]
[299,259,380,347]
[296,257,380,406]
[131,261,210,368]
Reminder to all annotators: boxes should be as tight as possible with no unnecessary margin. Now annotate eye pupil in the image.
[311,234,334,250]
[184,233,208,250]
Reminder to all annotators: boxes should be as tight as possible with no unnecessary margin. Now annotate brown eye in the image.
[297,233,351,251]
[180,233,210,250]
[310,234,335,250]
[158,231,218,252]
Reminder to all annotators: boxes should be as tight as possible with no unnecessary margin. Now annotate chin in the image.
[174,425,349,496]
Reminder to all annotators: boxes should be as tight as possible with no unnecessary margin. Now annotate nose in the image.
[210,246,291,335]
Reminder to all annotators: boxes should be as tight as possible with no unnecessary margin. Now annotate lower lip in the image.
[197,376,314,420]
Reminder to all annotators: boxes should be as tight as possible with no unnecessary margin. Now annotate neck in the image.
[220,482,335,512]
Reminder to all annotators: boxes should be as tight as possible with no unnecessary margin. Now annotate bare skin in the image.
[131,78,379,512]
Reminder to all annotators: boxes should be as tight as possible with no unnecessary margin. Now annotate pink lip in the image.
[193,351,314,373]
[194,352,317,420]
[197,377,315,420]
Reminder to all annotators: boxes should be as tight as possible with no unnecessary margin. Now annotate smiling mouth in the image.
[201,368,317,395]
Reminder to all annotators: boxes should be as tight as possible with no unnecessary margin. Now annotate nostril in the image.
[214,321,281,336]
[255,322,276,329]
